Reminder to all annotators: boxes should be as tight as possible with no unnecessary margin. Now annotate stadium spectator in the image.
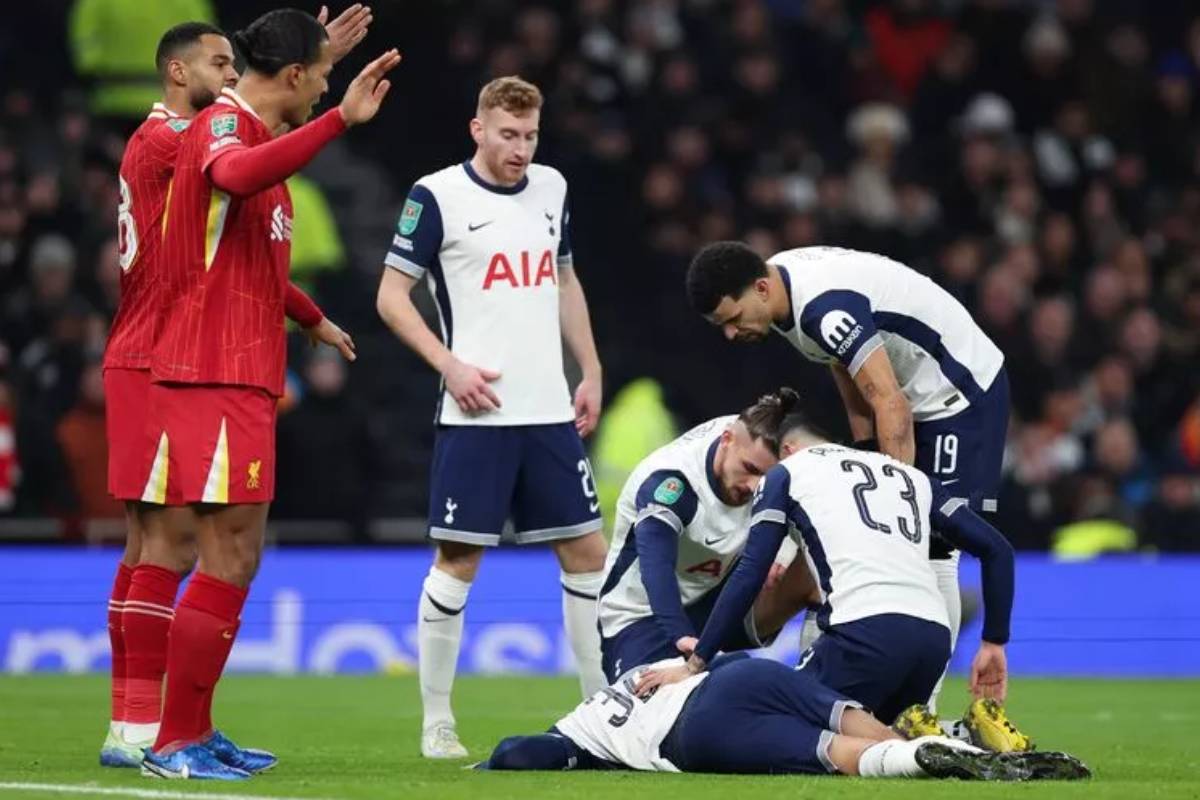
[2,0,1199,551]
[274,349,373,530]
[56,359,121,520]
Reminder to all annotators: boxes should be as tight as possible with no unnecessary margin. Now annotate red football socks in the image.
[107,563,134,723]
[154,572,247,752]
[123,564,181,727]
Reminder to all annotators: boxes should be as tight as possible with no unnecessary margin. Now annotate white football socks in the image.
[418,566,471,731]
[857,739,926,778]
[859,736,981,778]
[560,570,606,697]
[928,553,962,713]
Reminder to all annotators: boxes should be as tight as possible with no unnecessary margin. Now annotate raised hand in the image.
[317,4,373,64]
[338,49,402,126]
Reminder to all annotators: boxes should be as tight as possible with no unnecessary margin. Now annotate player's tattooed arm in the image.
[851,348,914,465]
[830,364,875,443]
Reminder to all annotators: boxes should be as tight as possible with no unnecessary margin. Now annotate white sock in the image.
[940,719,972,742]
[560,570,606,697]
[122,721,159,746]
[419,566,471,731]
[928,554,962,713]
[857,739,925,778]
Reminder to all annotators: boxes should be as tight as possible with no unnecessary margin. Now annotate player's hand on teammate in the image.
[317,4,372,63]
[338,49,402,126]
[764,562,787,592]
[969,641,1008,703]
[305,317,357,362]
[444,357,502,414]
[675,636,698,657]
[634,662,694,697]
[574,373,602,437]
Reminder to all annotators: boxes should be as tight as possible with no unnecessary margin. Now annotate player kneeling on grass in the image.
[477,655,1089,780]
[598,388,820,683]
[636,403,1024,749]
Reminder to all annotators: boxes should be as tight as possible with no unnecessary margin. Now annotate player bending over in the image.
[637,404,1016,744]
[687,243,1027,748]
[478,656,1088,780]
[599,388,818,681]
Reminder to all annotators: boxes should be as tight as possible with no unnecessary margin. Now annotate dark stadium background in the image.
[1,0,1199,554]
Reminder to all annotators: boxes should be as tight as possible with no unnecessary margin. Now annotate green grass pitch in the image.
[1,674,1198,799]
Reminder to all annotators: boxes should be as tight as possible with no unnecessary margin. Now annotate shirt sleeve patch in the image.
[398,198,423,235]
[210,113,238,138]
[653,477,685,505]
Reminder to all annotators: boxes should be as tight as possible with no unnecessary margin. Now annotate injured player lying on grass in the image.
[476,655,1089,781]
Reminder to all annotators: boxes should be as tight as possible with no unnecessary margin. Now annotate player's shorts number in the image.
[841,459,923,544]
[932,433,959,476]
[589,687,634,728]
[117,176,138,272]
[577,458,599,510]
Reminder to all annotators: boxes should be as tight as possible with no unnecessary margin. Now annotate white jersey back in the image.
[765,444,948,629]
[385,162,574,426]
[599,416,752,639]
[555,659,706,772]
[770,246,1004,422]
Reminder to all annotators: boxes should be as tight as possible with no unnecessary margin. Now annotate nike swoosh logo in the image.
[589,502,599,513]
[221,630,233,639]
[422,616,446,623]
[703,536,721,546]
[544,212,555,221]
[468,221,494,232]
[941,478,960,486]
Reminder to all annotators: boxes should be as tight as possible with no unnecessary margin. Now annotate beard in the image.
[188,85,219,112]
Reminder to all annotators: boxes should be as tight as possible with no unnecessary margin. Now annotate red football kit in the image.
[145,88,344,505]
[105,101,326,503]
[104,104,187,500]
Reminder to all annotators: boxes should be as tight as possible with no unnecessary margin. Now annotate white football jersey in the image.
[555,658,707,772]
[599,417,754,639]
[385,161,574,426]
[756,444,949,630]
[769,246,1004,422]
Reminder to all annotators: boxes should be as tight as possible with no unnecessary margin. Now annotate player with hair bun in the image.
[597,387,819,684]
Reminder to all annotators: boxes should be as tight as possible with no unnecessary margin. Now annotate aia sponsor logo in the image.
[481,249,556,290]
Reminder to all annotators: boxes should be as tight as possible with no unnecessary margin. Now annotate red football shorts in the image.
[104,367,154,501]
[142,382,277,505]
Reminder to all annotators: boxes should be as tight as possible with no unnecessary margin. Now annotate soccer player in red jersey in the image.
[137,9,399,780]
[101,9,370,770]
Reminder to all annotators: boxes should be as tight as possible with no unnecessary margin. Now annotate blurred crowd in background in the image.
[1,0,1199,553]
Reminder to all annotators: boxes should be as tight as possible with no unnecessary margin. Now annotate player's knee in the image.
[434,541,484,581]
[554,530,606,573]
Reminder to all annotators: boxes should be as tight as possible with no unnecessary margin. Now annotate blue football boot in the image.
[140,743,251,780]
[203,729,278,774]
